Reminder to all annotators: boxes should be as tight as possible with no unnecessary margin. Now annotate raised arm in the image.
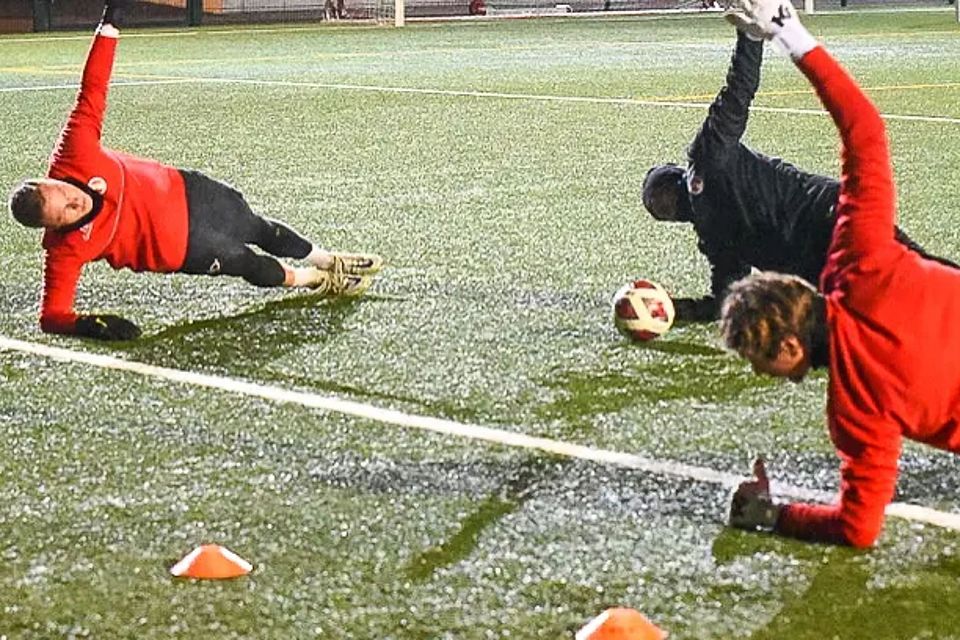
[724,0,904,548]
[688,30,764,162]
[708,249,751,300]
[49,22,120,166]
[796,48,897,268]
[728,0,896,267]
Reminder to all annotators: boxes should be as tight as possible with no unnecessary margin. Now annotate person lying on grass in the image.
[640,24,955,322]
[8,0,382,341]
[720,0,960,548]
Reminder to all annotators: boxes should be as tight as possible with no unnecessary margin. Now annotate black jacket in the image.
[678,32,943,320]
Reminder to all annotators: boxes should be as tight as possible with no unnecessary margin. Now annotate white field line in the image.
[183,76,960,125]
[0,335,957,532]
[5,74,957,126]
[0,31,201,43]
[0,78,200,93]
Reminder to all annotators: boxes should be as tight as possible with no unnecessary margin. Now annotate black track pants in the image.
[179,170,312,286]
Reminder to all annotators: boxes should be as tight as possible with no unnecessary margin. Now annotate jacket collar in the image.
[57,177,105,233]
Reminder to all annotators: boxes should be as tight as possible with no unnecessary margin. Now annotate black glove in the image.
[729,458,781,531]
[75,314,142,341]
[101,0,132,28]
[672,296,719,323]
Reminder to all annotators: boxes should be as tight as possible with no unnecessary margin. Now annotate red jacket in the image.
[775,47,960,547]
[41,31,189,334]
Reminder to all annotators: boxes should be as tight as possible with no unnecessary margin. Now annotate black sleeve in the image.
[673,296,719,322]
[687,32,764,163]
[893,226,925,255]
[894,226,960,270]
[709,249,752,301]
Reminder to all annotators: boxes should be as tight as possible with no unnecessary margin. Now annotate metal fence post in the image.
[32,0,51,31]
[188,0,203,25]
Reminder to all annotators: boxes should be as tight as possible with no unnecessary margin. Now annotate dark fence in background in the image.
[0,1,357,32]
[0,0,31,32]
[0,0,955,33]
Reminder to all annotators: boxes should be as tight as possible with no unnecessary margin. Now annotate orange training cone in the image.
[576,607,668,640]
[170,544,253,579]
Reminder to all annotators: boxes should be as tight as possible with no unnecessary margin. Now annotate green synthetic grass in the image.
[1,10,960,638]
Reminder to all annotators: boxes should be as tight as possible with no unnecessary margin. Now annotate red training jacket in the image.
[774,46,960,548]
[41,30,189,334]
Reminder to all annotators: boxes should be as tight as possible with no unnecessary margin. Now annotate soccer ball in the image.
[612,279,676,342]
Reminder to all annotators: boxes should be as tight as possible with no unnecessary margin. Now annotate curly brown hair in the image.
[720,272,819,361]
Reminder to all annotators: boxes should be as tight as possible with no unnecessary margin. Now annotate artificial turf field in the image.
[2,8,960,638]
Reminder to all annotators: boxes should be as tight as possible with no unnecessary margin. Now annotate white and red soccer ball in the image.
[612,279,676,342]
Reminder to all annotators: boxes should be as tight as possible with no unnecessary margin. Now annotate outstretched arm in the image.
[49,13,121,165]
[729,0,896,267]
[795,49,896,268]
[672,296,719,322]
[725,0,903,548]
[41,3,139,341]
[672,250,750,322]
[688,30,764,162]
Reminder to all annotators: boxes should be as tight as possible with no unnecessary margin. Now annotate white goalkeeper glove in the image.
[723,4,766,41]
[729,458,782,531]
[724,0,818,60]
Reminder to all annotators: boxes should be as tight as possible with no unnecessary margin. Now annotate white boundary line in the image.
[170,76,960,125]
[4,74,958,125]
[0,78,199,93]
[0,335,957,532]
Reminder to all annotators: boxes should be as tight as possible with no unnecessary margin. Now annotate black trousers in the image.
[179,170,312,286]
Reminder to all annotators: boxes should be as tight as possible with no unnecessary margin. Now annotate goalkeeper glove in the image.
[75,314,142,341]
[729,458,782,531]
[724,7,766,41]
[101,0,132,28]
[724,0,817,60]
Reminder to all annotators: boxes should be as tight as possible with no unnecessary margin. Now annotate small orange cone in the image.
[576,607,667,640]
[170,544,253,579]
